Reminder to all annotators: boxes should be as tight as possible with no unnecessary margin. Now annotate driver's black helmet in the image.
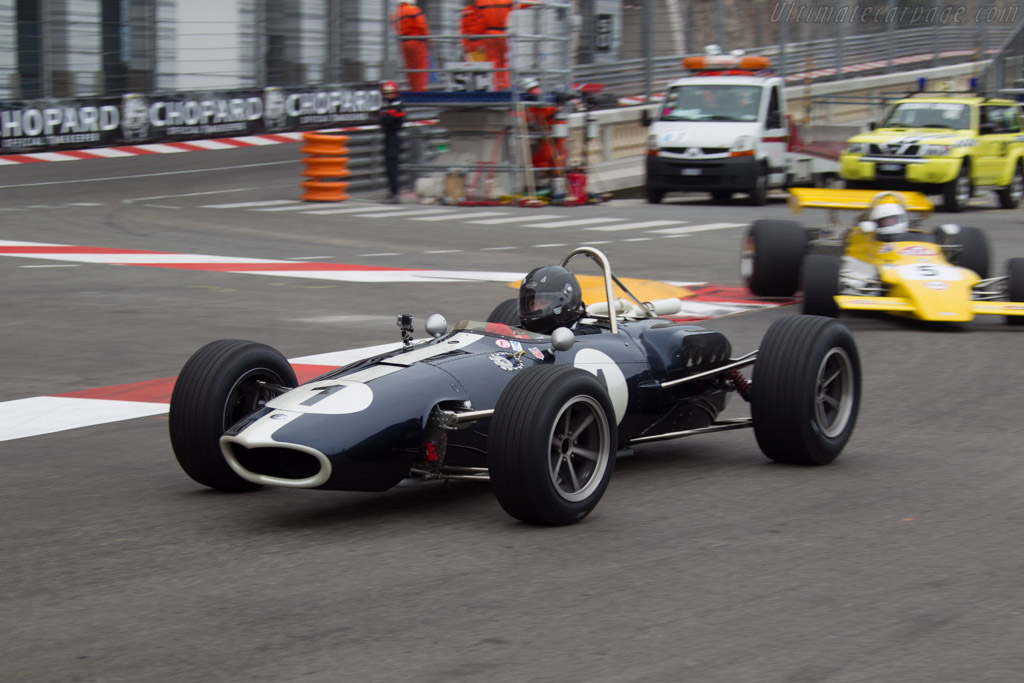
[518,265,584,334]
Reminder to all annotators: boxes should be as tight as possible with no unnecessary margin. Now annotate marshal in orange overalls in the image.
[393,1,431,92]
[470,0,530,90]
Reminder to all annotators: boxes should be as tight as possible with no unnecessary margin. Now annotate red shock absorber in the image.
[726,368,752,402]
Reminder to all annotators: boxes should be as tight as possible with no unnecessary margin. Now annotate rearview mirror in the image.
[641,109,653,127]
[425,313,448,338]
[550,327,575,352]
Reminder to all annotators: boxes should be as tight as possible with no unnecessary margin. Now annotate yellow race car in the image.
[740,188,1024,324]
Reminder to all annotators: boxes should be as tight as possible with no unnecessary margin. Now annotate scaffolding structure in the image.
[389,1,576,203]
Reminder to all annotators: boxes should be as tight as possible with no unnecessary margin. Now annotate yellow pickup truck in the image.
[839,95,1024,212]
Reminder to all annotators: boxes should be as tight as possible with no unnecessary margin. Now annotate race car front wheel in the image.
[486,298,520,326]
[741,219,808,297]
[801,255,841,317]
[751,316,861,466]
[488,365,617,525]
[169,340,297,492]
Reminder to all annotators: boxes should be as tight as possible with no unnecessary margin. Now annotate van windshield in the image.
[660,85,762,122]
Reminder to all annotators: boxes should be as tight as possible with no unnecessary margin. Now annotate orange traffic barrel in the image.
[300,132,350,202]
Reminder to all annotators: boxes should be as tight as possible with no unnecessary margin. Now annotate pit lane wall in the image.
[0,85,384,154]
[576,60,988,192]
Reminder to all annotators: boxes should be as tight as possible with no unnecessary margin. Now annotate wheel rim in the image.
[813,348,855,438]
[547,395,611,502]
[955,171,971,206]
[222,367,286,429]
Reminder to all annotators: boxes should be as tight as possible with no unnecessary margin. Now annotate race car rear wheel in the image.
[942,162,972,212]
[486,298,520,326]
[1007,258,1024,326]
[741,219,809,297]
[997,164,1024,209]
[488,365,617,525]
[169,340,297,492]
[947,226,990,279]
[801,255,841,317]
[751,316,860,466]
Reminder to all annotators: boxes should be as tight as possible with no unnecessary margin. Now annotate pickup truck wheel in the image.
[948,226,990,278]
[802,255,841,317]
[741,219,809,296]
[169,340,297,492]
[488,365,617,526]
[746,165,769,206]
[751,316,861,466]
[942,163,972,212]
[997,164,1024,209]
[646,186,664,204]
[486,299,520,326]
[1006,258,1024,326]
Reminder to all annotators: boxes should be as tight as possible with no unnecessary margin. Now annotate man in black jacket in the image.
[379,81,405,203]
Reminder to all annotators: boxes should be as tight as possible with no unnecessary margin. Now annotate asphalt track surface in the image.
[2,144,1023,683]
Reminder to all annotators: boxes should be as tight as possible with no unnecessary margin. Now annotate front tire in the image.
[802,254,841,317]
[948,226,990,279]
[1007,258,1024,326]
[645,186,664,204]
[942,162,972,212]
[751,316,861,465]
[488,365,617,525]
[741,219,809,296]
[747,164,769,206]
[169,340,297,492]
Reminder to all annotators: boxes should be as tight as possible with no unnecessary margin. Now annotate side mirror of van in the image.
[641,109,653,127]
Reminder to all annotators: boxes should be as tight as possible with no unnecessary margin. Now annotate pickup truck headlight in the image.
[730,135,755,157]
[920,144,952,156]
[845,142,869,155]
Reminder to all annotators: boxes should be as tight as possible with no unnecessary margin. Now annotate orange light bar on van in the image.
[682,55,771,70]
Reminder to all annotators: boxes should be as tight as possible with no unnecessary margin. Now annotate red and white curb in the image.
[0,120,437,166]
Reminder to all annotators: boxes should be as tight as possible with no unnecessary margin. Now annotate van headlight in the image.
[845,142,869,155]
[729,135,755,157]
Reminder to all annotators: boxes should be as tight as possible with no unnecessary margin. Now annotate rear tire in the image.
[802,255,841,317]
[1007,258,1024,326]
[488,365,617,525]
[997,164,1024,209]
[752,316,861,466]
[486,298,520,326]
[646,186,664,204]
[741,219,809,296]
[169,340,297,492]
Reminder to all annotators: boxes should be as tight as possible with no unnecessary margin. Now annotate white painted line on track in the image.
[413,211,507,221]
[204,200,298,209]
[253,203,320,212]
[648,222,746,235]
[584,220,687,232]
[467,214,568,224]
[522,217,624,228]
[302,204,406,215]
[0,397,170,442]
[481,246,518,250]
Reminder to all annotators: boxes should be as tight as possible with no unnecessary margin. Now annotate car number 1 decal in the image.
[572,348,629,425]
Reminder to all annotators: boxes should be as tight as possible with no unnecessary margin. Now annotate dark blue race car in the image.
[169,247,861,525]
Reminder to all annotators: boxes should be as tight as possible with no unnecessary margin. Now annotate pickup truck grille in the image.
[869,143,920,157]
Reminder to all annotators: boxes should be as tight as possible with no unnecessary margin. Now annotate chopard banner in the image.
[0,84,384,153]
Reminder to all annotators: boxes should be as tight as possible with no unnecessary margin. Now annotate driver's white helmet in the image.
[869,201,909,236]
